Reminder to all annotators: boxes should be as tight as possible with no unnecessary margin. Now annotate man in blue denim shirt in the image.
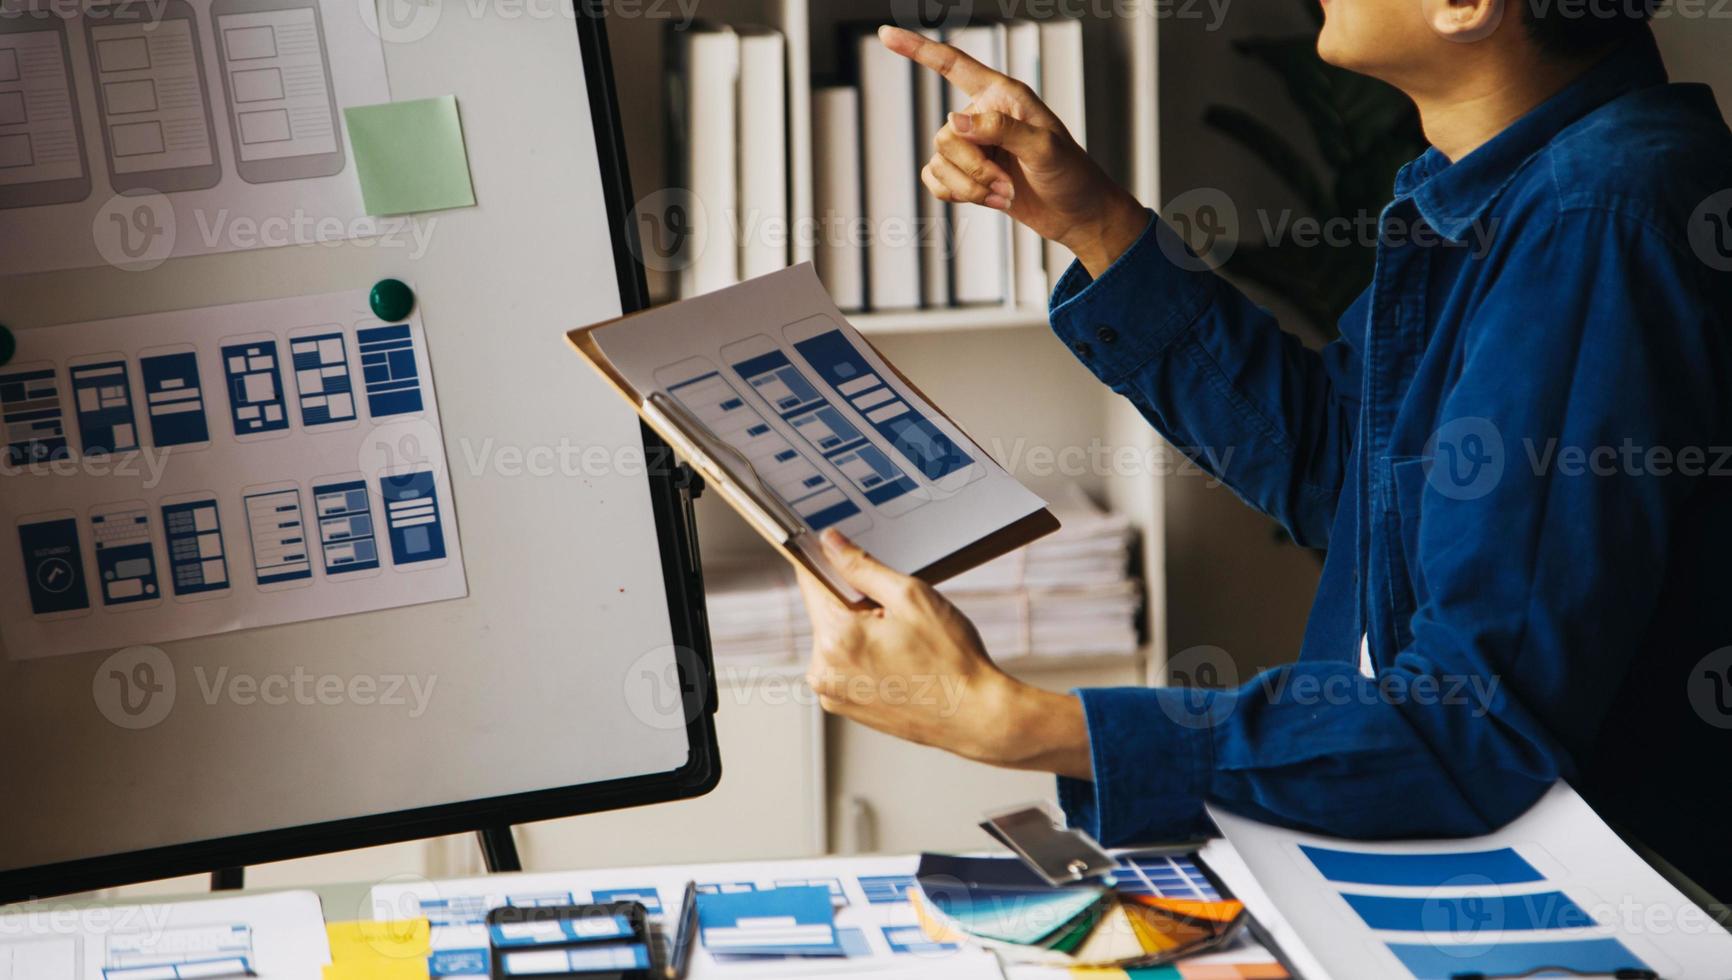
[799,5,1732,897]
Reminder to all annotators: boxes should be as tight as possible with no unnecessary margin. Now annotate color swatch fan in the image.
[910,853,1250,968]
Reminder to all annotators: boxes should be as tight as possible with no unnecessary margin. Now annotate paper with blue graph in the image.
[1208,782,1732,979]
[569,263,1057,609]
[0,288,467,660]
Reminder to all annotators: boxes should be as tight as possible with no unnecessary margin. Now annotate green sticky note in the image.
[345,96,477,216]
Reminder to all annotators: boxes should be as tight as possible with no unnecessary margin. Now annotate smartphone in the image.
[0,13,93,209]
[486,902,655,980]
[84,0,224,194]
[210,0,346,183]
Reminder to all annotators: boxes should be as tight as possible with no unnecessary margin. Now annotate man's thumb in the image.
[820,529,915,610]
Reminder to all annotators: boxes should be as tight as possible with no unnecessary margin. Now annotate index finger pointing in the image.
[879,25,1000,98]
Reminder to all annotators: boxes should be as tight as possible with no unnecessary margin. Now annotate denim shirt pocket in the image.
[1385,456,1433,646]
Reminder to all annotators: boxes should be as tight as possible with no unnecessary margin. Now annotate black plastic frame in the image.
[0,4,720,905]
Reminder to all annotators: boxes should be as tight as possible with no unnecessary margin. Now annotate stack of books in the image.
[909,853,1251,969]
[814,18,1088,313]
[704,489,1140,666]
[667,24,791,298]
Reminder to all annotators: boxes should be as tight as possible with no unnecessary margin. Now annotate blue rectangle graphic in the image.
[91,505,160,606]
[1344,891,1593,933]
[1301,845,1545,887]
[379,470,447,565]
[18,517,89,615]
[1,368,70,465]
[290,332,359,426]
[243,488,312,585]
[311,480,380,575]
[69,360,140,455]
[139,352,210,447]
[791,329,972,481]
[161,499,230,595]
[858,876,915,905]
[221,340,290,435]
[357,324,425,417]
[729,346,922,509]
[1386,938,1647,979]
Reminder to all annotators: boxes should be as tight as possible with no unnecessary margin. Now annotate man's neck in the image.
[1409,46,1612,161]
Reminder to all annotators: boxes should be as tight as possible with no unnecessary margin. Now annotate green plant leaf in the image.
[1202,105,1333,214]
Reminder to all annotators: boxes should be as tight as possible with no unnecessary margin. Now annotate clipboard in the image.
[566,271,1060,610]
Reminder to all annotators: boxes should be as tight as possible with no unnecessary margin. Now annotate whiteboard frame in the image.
[0,5,720,902]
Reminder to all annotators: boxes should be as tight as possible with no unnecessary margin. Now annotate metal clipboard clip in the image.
[646,392,808,545]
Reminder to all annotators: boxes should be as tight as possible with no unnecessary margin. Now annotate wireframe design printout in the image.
[0,289,468,661]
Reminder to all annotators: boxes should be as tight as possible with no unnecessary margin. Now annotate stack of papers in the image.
[706,489,1141,665]
[910,853,1254,970]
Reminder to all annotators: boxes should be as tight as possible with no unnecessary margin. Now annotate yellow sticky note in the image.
[326,918,432,960]
[322,960,428,980]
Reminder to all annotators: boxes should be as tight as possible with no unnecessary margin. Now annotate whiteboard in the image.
[0,2,716,896]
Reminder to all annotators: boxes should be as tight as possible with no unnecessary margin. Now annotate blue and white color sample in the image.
[18,516,89,615]
[289,331,358,426]
[1,366,69,465]
[1386,938,1647,980]
[161,498,230,596]
[139,351,210,447]
[1301,845,1545,887]
[91,504,160,606]
[221,339,290,435]
[68,359,139,455]
[379,470,447,565]
[791,329,972,481]
[243,487,312,586]
[357,324,425,417]
[311,479,379,575]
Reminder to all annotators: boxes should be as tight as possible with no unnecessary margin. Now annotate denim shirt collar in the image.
[1393,31,1670,242]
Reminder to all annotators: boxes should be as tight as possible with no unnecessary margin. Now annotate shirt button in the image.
[1072,340,1094,359]
[1096,326,1118,344]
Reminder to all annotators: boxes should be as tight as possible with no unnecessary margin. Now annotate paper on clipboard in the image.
[567,264,1058,608]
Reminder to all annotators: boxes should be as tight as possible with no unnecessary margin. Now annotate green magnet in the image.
[370,279,415,323]
[0,322,14,368]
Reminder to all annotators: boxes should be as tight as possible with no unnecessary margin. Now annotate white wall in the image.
[1653,15,1732,123]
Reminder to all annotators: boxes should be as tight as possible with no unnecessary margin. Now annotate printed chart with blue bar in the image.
[17,515,90,616]
[311,479,380,575]
[68,357,140,455]
[105,923,256,980]
[221,338,291,436]
[379,470,448,566]
[243,486,313,587]
[1294,843,1654,978]
[356,324,425,417]
[1203,780,1732,980]
[139,350,211,447]
[90,502,161,607]
[0,365,70,466]
[289,330,359,427]
[161,498,230,597]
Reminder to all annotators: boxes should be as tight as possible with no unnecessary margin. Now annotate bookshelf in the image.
[586,0,1166,858]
